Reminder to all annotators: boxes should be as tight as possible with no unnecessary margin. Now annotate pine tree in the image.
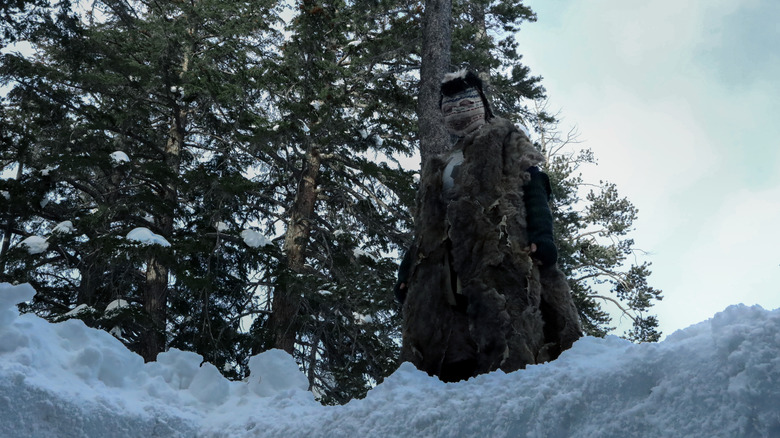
[533,100,662,341]
[2,0,421,402]
[248,0,420,403]
[0,0,284,371]
[0,0,51,44]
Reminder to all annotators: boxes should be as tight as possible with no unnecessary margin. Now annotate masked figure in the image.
[398,70,582,382]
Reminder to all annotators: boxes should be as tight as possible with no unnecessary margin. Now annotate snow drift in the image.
[1,282,779,437]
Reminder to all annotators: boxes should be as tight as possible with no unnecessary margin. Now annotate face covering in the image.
[441,88,486,137]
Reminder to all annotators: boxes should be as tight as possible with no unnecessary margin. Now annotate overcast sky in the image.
[516,0,780,338]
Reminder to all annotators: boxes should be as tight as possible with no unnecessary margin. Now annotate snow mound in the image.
[18,236,48,254]
[105,299,129,313]
[110,151,130,164]
[64,303,94,317]
[0,283,35,329]
[246,349,309,397]
[125,227,171,247]
[1,281,780,438]
[241,229,272,248]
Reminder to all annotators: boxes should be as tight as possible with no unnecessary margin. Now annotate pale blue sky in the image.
[516,0,780,337]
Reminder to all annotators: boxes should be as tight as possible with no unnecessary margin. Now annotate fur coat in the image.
[401,118,582,380]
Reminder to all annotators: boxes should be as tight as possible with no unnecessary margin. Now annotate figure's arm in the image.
[523,166,558,266]
[393,245,416,306]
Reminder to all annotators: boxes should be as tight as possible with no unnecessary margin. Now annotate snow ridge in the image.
[1,282,779,438]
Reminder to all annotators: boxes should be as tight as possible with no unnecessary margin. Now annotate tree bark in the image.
[270,146,322,354]
[138,30,194,361]
[417,0,453,164]
[140,101,185,363]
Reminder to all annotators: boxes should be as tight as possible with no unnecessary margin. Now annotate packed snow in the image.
[125,227,172,247]
[105,299,129,313]
[110,151,130,164]
[1,281,779,438]
[18,236,48,254]
[241,229,272,248]
[63,303,93,317]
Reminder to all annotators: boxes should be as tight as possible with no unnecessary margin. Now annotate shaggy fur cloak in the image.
[401,118,582,380]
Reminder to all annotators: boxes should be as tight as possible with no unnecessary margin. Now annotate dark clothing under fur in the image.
[400,118,582,381]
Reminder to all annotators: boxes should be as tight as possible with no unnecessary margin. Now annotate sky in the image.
[2,281,779,437]
[515,0,780,338]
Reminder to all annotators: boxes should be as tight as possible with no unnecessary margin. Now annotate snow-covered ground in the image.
[1,282,779,438]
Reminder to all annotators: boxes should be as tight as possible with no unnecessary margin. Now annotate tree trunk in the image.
[140,105,185,362]
[417,0,453,164]
[138,33,193,361]
[270,146,322,354]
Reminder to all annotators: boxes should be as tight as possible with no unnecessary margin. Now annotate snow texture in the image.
[18,236,48,254]
[52,220,74,234]
[110,151,130,164]
[352,248,379,262]
[105,299,129,314]
[241,229,272,248]
[214,222,228,232]
[1,281,780,438]
[64,303,93,317]
[125,227,171,247]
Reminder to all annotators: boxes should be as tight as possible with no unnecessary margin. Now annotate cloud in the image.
[694,1,780,89]
[653,184,780,335]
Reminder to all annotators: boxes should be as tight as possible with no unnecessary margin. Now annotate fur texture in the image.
[401,118,582,380]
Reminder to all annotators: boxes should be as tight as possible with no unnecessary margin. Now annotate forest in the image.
[0,0,661,404]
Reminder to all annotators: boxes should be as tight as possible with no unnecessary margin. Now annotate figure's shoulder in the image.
[486,117,515,133]
[481,117,530,140]
[487,118,544,167]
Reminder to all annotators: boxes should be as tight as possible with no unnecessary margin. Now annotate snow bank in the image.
[1,282,779,438]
